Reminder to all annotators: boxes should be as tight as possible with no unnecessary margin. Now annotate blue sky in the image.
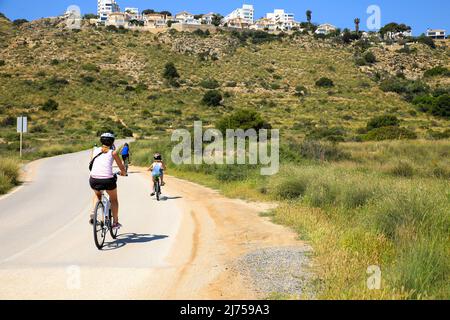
[0,0,449,35]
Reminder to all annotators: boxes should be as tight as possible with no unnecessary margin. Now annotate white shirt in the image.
[90,147,114,179]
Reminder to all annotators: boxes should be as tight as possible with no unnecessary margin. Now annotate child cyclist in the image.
[149,153,166,196]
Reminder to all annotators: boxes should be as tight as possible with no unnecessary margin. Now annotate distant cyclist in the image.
[89,133,127,230]
[149,153,166,196]
[121,143,131,172]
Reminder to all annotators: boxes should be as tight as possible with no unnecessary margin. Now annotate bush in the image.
[387,161,415,177]
[380,78,429,100]
[202,90,223,107]
[163,62,180,80]
[225,81,237,87]
[424,66,450,78]
[298,140,349,161]
[12,19,28,27]
[200,78,220,89]
[50,59,59,65]
[275,176,310,200]
[417,35,436,49]
[364,51,376,64]
[413,94,450,119]
[0,60,5,67]
[82,63,100,72]
[81,75,95,84]
[216,109,271,134]
[367,115,400,130]
[105,25,118,32]
[1,116,15,126]
[363,126,417,141]
[306,127,346,142]
[42,99,59,112]
[315,77,334,87]
[0,159,19,195]
[295,85,308,96]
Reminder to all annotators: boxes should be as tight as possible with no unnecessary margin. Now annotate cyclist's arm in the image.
[162,162,167,171]
[112,151,127,176]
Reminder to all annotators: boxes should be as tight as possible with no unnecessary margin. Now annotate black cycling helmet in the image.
[100,132,115,147]
[154,153,162,161]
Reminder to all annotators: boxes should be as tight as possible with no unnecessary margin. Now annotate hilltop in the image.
[0,18,449,156]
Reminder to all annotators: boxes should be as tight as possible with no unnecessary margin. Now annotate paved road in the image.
[0,143,185,299]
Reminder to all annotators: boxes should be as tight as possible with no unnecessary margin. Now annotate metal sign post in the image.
[17,116,28,158]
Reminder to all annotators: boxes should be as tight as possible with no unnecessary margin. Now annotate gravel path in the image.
[234,246,316,299]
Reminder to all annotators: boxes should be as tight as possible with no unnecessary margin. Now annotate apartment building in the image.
[97,0,120,22]
[426,29,446,40]
[223,4,254,25]
[266,9,295,30]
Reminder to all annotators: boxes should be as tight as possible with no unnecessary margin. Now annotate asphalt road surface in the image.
[0,142,186,299]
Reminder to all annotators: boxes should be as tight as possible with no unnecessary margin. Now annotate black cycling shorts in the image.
[89,177,117,191]
[122,154,129,161]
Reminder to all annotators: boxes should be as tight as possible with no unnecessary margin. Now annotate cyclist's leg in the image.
[106,188,119,225]
[160,172,165,186]
[90,190,102,224]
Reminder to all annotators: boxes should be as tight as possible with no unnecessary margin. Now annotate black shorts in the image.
[122,154,129,161]
[89,177,117,191]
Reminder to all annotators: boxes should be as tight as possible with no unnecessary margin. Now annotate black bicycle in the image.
[93,173,125,250]
[153,175,162,201]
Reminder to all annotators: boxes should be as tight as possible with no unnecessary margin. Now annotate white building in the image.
[97,0,120,22]
[201,13,216,25]
[223,4,254,25]
[266,9,295,30]
[426,29,446,39]
[315,23,337,35]
[175,11,200,25]
[124,7,140,20]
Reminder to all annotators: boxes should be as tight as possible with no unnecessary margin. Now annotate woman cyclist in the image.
[89,133,127,230]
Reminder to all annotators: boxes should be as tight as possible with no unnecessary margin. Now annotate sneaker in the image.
[89,214,94,225]
[112,223,122,230]
[161,182,166,186]
[151,192,155,196]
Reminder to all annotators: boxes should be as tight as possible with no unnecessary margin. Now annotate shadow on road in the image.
[160,196,183,201]
[103,233,168,250]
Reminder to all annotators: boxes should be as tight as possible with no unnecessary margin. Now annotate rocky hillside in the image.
[0,18,449,156]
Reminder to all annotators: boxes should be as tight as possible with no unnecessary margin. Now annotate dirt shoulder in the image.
[135,167,311,299]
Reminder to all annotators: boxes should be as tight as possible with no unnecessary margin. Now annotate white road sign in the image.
[17,116,28,133]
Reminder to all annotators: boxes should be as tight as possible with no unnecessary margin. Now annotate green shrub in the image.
[307,127,346,142]
[105,25,118,32]
[225,81,237,87]
[81,75,95,84]
[380,78,429,97]
[42,99,59,112]
[297,140,349,161]
[275,176,310,200]
[295,85,308,96]
[13,19,28,27]
[363,126,417,141]
[424,66,450,78]
[315,77,334,87]
[163,62,180,80]
[2,116,15,126]
[50,59,60,65]
[82,63,100,72]
[200,78,220,89]
[215,165,251,182]
[387,161,415,177]
[216,109,271,133]
[202,90,223,107]
[364,51,376,64]
[367,115,400,130]
[414,94,450,119]
[417,35,436,49]
[0,60,5,67]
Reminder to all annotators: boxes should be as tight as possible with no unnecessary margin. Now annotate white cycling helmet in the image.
[100,132,115,147]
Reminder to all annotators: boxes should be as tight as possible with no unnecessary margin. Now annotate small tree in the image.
[163,62,180,80]
[83,13,98,20]
[315,77,334,87]
[364,51,376,64]
[367,115,400,130]
[212,14,223,27]
[216,109,271,134]
[202,90,223,106]
[42,99,59,112]
[13,19,28,26]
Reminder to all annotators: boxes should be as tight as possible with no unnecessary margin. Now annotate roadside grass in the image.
[0,158,20,195]
[131,138,450,299]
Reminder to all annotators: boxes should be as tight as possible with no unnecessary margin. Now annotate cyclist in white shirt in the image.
[89,133,126,230]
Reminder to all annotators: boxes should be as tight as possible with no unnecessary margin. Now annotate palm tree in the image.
[354,18,361,33]
[306,10,312,24]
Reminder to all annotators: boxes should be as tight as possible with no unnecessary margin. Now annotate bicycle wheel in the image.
[109,209,118,239]
[93,201,106,250]
[156,180,161,201]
